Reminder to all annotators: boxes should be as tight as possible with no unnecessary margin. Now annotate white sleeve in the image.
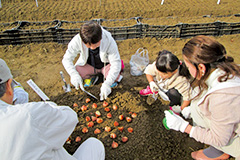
[62,34,82,77]
[13,80,29,104]
[104,38,121,86]
[144,62,156,75]
[31,102,78,149]
[189,126,195,137]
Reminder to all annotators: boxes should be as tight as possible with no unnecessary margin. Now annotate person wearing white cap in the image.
[0,58,105,160]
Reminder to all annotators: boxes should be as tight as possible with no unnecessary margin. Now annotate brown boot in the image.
[191,149,230,160]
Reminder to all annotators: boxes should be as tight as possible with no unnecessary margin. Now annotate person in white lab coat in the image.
[0,58,105,160]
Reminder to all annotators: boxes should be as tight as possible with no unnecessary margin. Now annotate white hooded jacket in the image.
[62,28,121,86]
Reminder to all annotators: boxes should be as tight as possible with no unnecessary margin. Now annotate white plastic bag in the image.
[129,48,149,76]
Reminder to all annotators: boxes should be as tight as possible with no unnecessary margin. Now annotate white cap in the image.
[0,59,13,84]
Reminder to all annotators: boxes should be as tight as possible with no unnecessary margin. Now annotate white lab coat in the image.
[0,100,78,160]
[62,28,121,86]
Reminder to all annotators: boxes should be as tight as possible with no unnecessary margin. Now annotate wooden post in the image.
[161,0,164,5]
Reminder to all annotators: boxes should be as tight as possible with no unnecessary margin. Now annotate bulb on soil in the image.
[87,121,94,127]
[91,116,97,121]
[119,115,124,120]
[118,126,124,132]
[112,141,118,148]
[81,105,87,111]
[131,113,137,118]
[110,133,117,139]
[75,136,81,142]
[114,121,119,127]
[105,126,111,132]
[112,105,118,110]
[95,111,101,117]
[128,127,133,133]
[66,137,71,144]
[92,103,97,109]
[104,107,110,112]
[122,136,128,142]
[73,103,78,107]
[94,128,101,134]
[85,116,91,122]
[97,118,103,124]
[107,113,112,118]
[103,101,109,107]
[126,117,132,122]
[82,127,88,133]
[85,98,91,103]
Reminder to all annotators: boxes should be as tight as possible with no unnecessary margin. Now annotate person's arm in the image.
[99,33,121,100]
[62,34,85,90]
[144,63,160,92]
[180,100,190,110]
[172,76,192,110]
[146,74,154,83]
[62,34,81,76]
[144,62,156,79]
[102,34,121,87]
[189,92,237,147]
[12,80,29,104]
[184,124,193,134]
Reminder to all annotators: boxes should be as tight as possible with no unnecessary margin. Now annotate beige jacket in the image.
[191,69,240,148]
[144,62,191,101]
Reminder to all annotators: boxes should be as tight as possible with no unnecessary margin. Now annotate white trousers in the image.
[73,137,105,160]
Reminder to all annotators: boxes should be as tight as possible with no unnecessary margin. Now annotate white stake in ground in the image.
[161,0,164,5]
[0,0,2,8]
[35,0,38,7]
[217,0,220,4]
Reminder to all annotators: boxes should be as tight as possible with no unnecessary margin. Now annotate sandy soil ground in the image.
[1,35,239,160]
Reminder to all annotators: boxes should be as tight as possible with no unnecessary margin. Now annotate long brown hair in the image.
[182,35,240,97]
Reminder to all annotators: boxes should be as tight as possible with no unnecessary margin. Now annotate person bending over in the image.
[140,50,192,112]
[62,21,124,101]
[164,35,240,160]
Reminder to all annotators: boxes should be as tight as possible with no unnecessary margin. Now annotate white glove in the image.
[13,86,29,104]
[164,110,189,133]
[70,73,84,90]
[100,83,111,101]
[171,105,182,113]
[149,81,158,92]
[181,106,191,119]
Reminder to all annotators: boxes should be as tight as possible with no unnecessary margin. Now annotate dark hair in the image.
[0,81,7,98]
[80,21,102,45]
[156,50,191,79]
[0,80,14,98]
[182,35,240,97]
